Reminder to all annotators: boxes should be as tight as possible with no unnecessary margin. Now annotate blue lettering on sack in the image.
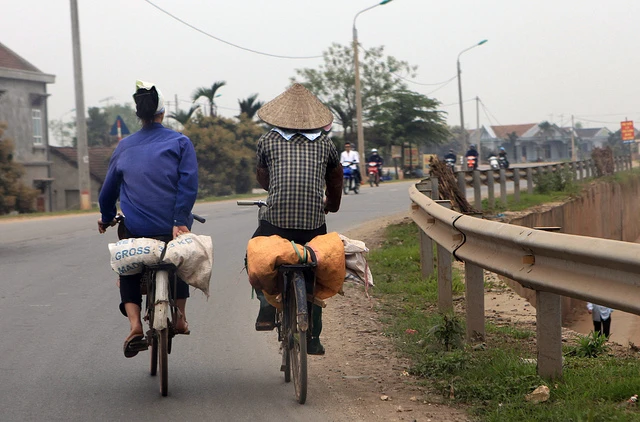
[144,246,151,254]
[117,262,140,274]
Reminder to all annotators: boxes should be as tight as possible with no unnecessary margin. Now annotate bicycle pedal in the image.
[129,339,149,352]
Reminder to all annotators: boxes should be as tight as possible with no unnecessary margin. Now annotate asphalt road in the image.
[0,181,416,421]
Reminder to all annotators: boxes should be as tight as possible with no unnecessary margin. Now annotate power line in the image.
[360,44,457,88]
[143,0,323,60]
[425,76,456,95]
[479,98,502,126]
[440,98,475,108]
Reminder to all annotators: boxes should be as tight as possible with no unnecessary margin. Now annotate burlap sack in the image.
[246,232,345,300]
[246,235,306,295]
[307,232,345,299]
[108,237,164,275]
[163,233,214,297]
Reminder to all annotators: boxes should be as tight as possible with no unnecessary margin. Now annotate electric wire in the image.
[143,0,323,59]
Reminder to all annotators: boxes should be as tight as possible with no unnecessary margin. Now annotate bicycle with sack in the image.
[101,213,206,397]
[238,200,318,404]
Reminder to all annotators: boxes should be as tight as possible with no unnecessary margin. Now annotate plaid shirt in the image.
[256,130,340,230]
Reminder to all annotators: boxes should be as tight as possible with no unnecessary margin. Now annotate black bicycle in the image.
[103,213,205,396]
[238,200,316,404]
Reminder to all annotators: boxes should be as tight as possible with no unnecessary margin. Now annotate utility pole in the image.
[70,0,91,210]
[571,114,577,161]
[476,96,480,130]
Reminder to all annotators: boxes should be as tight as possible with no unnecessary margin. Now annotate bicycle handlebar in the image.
[101,212,205,231]
[237,200,268,207]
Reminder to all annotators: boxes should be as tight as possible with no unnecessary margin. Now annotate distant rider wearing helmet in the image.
[498,146,509,169]
[367,148,384,182]
[465,144,479,170]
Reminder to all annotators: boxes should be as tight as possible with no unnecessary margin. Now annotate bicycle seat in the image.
[145,262,177,271]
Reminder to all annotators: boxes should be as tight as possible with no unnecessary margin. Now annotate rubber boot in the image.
[255,289,276,331]
[307,304,325,355]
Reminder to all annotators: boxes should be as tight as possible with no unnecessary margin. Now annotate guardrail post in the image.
[473,171,482,210]
[465,262,484,342]
[436,200,453,313]
[513,168,521,204]
[457,171,466,199]
[487,170,495,209]
[526,167,534,195]
[536,291,563,380]
[416,179,435,280]
[499,169,507,206]
[577,161,583,180]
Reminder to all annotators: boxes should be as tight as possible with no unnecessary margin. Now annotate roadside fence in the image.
[410,156,637,379]
[452,156,632,211]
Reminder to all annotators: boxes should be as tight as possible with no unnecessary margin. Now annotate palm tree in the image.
[192,81,226,117]
[167,104,201,126]
[237,94,264,119]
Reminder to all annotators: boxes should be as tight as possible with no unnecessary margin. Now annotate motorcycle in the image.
[466,156,477,171]
[444,157,456,172]
[342,162,360,195]
[499,156,509,169]
[367,162,380,187]
[489,155,499,170]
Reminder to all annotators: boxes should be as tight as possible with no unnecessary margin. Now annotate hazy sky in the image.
[2,0,639,135]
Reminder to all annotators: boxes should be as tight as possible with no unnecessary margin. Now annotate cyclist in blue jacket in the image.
[98,80,198,358]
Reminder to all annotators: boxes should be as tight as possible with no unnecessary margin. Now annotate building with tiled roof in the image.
[0,41,55,212]
[49,146,114,210]
[471,122,573,162]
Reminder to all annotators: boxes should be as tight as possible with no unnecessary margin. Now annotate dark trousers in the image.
[118,227,190,316]
[252,220,326,338]
[593,317,611,338]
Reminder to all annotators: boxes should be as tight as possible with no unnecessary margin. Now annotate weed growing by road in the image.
[566,331,610,358]
[368,221,640,421]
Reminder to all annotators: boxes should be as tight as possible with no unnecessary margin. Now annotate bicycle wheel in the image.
[288,274,307,404]
[149,331,158,376]
[158,327,169,396]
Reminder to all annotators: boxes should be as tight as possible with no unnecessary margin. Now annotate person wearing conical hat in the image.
[251,83,343,355]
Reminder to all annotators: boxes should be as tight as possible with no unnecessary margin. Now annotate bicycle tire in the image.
[149,332,158,376]
[289,272,307,404]
[159,327,169,396]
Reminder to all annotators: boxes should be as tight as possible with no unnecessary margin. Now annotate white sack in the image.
[339,234,374,288]
[163,233,213,297]
[108,238,164,275]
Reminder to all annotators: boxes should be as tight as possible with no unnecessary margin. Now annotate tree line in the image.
[47,42,453,198]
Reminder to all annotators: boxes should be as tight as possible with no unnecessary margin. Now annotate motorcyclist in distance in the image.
[498,146,510,168]
[465,144,479,170]
[367,148,384,169]
[444,149,456,162]
[340,142,361,185]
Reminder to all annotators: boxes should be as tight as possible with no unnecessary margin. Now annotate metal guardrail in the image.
[408,163,640,379]
[451,156,632,210]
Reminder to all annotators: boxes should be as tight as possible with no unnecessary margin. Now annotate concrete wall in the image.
[502,174,640,322]
[0,73,53,211]
[50,153,102,211]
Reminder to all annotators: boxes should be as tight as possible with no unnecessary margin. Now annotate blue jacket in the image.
[99,123,198,237]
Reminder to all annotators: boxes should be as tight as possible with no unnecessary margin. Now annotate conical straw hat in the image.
[257,83,333,130]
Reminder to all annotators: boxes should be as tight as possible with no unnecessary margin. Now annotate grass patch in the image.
[368,221,640,421]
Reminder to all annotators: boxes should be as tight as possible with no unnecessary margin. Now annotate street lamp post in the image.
[457,39,487,158]
[353,0,394,181]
